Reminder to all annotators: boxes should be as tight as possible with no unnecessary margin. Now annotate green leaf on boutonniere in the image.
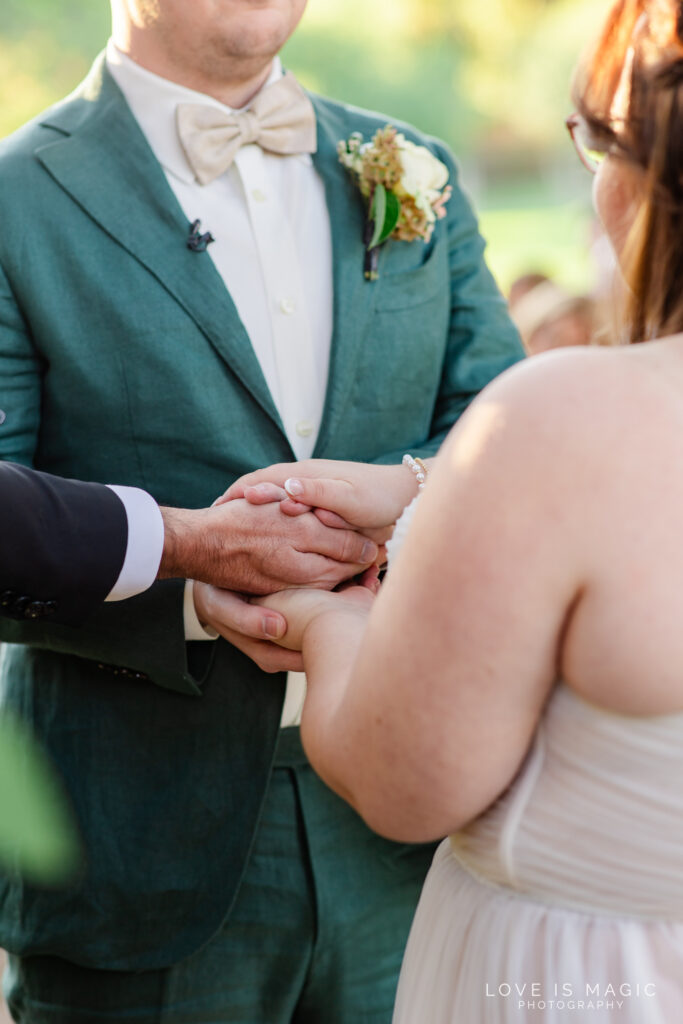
[368,184,401,250]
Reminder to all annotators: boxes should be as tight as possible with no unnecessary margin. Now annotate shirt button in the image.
[251,188,267,203]
[280,297,296,315]
[296,420,314,438]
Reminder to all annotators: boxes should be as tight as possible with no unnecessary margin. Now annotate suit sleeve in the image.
[0,463,128,625]
[0,263,202,697]
[372,144,525,465]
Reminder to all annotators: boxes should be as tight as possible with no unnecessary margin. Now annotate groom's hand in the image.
[159,498,378,592]
[192,567,380,673]
[193,583,305,673]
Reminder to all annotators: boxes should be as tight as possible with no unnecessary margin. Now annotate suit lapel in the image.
[310,98,377,457]
[36,57,283,434]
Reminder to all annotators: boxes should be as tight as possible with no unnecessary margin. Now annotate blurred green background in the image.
[0,0,612,293]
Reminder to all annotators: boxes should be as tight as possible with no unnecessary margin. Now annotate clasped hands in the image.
[161,460,417,672]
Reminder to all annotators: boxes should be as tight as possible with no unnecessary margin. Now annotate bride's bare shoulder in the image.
[471,342,670,434]
[445,343,673,484]
[482,343,639,406]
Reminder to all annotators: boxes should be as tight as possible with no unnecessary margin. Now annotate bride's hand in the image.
[216,459,421,532]
[254,576,378,652]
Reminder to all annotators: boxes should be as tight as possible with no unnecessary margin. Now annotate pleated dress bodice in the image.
[452,683,683,920]
[388,495,683,1021]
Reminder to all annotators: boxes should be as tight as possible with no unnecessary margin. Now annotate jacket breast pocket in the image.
[373,239,447,313]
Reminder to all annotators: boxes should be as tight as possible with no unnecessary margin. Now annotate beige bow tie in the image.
[176,72,317,185]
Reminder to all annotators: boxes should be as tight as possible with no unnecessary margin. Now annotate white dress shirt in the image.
[106,43,335,726]
[105,485,164,601]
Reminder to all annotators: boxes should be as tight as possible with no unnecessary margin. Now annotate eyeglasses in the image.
[565,113,610,174]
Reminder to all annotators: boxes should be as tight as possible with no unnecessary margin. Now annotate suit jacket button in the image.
[13,596,31,617]
[24,601,45,620]
[0,590,16,608]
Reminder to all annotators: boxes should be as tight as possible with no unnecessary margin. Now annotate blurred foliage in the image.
[480,197,594,295]
[0,712,80,883]
[0,0,108,137]
[286,0,614,153]
[439,0,612,146]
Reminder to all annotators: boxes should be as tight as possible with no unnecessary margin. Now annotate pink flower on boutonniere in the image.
[338,125,452,280]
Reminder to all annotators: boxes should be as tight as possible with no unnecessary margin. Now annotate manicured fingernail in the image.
[264,616,283,639]
[285,477,304,496]
[361,541,378,563]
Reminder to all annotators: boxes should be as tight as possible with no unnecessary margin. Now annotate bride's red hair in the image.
[573,0,683,342]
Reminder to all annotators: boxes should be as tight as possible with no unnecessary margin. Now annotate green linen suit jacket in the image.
[0,55,523,970]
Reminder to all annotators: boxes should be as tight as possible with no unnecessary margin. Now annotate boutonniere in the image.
[338,125,452,280]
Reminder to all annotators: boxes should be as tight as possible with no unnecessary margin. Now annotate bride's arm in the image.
[262,353,589,843]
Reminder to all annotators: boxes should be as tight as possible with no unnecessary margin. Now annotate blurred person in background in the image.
[509,271,598,355]
[507,270,551,310]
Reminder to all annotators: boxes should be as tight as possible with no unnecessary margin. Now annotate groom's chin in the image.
[208,0,309,59]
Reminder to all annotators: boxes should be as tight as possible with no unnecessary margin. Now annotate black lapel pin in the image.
[187,219,215,252]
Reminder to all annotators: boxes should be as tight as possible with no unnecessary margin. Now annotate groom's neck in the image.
[112,30,274,108]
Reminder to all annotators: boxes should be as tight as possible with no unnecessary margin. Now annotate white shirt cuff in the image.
[105,485,164,601]
[183,580,219,640]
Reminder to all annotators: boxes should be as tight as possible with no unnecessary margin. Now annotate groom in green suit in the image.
[0,0,523,1019]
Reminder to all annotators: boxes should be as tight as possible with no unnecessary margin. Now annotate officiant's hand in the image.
[217,459,422,532]
[178,500,378,674]
[160,498,379,592]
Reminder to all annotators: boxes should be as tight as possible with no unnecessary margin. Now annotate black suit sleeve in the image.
[0,463,129,627]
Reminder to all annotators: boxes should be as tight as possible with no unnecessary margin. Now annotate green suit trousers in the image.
[5,730,436,1024]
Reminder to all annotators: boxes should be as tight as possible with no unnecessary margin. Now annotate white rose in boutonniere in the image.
[338,125,452,280]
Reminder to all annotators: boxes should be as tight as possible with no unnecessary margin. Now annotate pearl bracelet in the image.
[402,453,428,492]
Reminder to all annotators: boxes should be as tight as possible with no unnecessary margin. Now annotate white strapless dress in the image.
[387,499,683,1022]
